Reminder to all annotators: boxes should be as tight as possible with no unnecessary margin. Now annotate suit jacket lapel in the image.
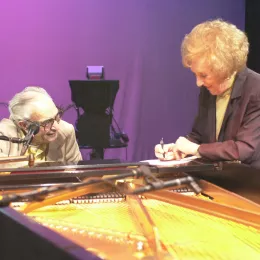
[218,67,248,141]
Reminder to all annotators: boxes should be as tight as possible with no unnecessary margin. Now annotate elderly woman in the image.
[0,87,82,163]
[155,19,260,168]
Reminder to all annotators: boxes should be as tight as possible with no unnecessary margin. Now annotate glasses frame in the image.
[24,108,64,132]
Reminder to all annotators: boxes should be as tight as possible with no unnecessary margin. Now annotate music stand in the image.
[69,80,119,159]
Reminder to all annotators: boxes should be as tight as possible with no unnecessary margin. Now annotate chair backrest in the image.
[69,80,119,148]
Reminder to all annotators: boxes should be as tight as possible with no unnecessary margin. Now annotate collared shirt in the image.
[216,73,236,140]
[197,73,236,157]
[25,144,48,161]
[19,129,48,161]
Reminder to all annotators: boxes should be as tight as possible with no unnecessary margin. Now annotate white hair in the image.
[9,86,54,121]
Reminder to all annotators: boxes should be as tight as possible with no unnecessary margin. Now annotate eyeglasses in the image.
[25,108,63,132]
[39,109,63,131]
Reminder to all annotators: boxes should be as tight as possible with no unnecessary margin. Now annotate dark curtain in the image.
[245,0,260,73]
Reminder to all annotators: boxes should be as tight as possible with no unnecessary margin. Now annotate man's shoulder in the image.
[57,120,75,139]
[0,118,16,126]
[0,118,18,135]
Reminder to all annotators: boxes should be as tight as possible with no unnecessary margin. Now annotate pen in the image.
[160,138,165,158]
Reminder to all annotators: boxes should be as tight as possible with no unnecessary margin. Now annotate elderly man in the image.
[0,87,82,163]
[155,19,260,168]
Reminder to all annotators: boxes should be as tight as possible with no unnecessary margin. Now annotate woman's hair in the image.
[181,19,249,80]
[9,86,54,121]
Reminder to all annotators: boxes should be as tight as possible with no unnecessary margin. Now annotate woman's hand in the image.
[154,142,186,160]
[175,136,200,155]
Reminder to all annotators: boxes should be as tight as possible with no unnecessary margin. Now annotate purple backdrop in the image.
[0,0,245,161]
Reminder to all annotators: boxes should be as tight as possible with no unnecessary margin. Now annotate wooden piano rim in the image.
[14,177,260,230]
[143,180,260,230]
[199,179,260,211]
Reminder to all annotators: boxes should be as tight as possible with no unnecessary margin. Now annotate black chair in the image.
[69,80,128,160]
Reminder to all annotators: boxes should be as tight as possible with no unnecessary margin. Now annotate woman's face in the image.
[190,59,230,95]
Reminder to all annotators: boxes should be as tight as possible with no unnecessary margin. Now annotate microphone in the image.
[20,122,40,155]
[0,136,24,143]
[130,176,202,195]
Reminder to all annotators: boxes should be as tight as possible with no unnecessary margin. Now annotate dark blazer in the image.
[187,67,260,168]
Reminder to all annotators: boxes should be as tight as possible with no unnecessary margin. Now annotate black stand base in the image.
[90,148,104,160]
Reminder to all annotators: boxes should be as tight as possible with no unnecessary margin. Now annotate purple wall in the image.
[0,0,245,161]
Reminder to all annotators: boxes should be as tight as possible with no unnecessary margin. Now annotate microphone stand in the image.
[0,166,145,208]
[0,164,203,209]
[0,135,35,166]
[0,135,24,143]
[20,122,40,156]
[130,176,202,195]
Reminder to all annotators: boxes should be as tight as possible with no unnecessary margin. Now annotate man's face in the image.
[26,98,61,144]
[190,59,228,95]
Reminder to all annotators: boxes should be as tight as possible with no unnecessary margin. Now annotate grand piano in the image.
[0,157,259,259]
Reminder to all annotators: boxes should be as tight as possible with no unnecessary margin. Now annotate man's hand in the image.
[154,142,186,161]
[175,136,200,155]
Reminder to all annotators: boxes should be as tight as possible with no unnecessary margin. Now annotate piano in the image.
[0,158,259,259]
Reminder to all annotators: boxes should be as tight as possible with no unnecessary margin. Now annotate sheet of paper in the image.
[141,156,198,166]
